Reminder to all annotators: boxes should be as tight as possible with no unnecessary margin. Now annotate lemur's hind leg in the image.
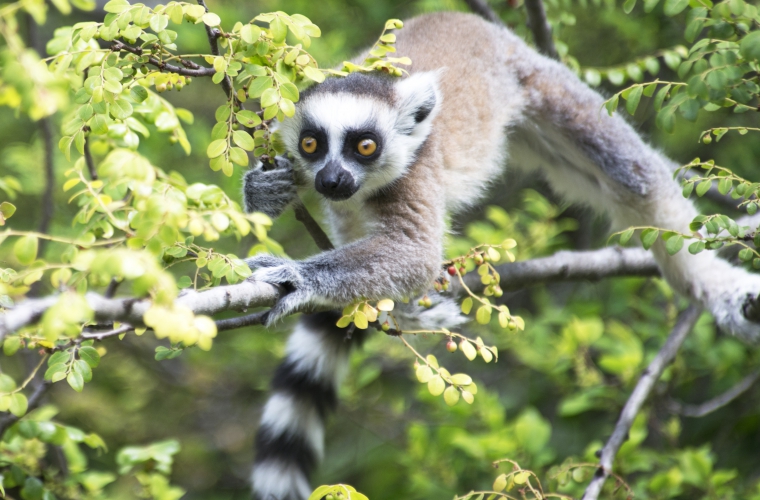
[252,312,360,500]
[507,44,760,342]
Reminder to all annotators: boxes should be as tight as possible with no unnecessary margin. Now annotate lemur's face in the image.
[278,72,440,203]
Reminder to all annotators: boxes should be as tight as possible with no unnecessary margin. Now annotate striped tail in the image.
[252,311,357,500]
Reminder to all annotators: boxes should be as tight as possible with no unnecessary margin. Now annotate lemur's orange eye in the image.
[357,138,377,156]
[301,137,318,154]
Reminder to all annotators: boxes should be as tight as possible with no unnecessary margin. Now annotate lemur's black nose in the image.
[315,161,359,200]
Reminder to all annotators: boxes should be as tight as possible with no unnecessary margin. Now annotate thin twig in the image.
[110,41,216,77]
[0,380,52,436]
[667,369,760,418]
[215,311,268,331]
[293,200,334,251]
[38,117,55,237]
[197,0,235,99]
[81,324,132,341]
[582,305,702,500]
[463,0,504,25]
[524,0,559,61]
[83,135,97,181]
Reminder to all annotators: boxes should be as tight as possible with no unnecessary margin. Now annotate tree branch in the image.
[463,0,503,25]
[110,41,216,77]
[1,247,663,339]
[0,280,281,341]
[0,380,52,436]
[38,117,55,237]
[464,246,659,292]
[667,369,760,418]
[582,305,702,500]
[524,0,559,61]
[293,200,334,251]
[197,0,234,99]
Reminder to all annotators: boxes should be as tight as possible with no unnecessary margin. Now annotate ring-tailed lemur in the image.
[242,11,760,500]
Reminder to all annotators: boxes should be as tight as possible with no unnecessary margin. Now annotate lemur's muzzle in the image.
[315,161,359,200]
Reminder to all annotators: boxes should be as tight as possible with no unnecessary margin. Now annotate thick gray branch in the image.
[1,248,660,338]
[524,0,559,61]
[667,369,760,418]
[582,305,702,500]
[0,281,280,340]
[465,246,659,292]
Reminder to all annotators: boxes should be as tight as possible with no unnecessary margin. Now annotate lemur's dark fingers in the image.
[742,294,760,323]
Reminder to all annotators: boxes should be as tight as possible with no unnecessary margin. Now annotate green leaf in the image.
[130,85,149,102]
[14,235,38,265]
[260,88,279,108]
[207,139,228,158]
[302,65,325,83]
[604,94,619,115]
[427,375,445,396]
[695,179,712,197]
[665,234,684,255]
[461,297,473,315]
[653,84,671,111]
[232,130,255,151]
[78,346,100,368]
[623,0,637,13]
[67,371,84,392]
[619,228,634,245]
[640,228,659,250]
[688,240,705,254]
[235,110,261,128]
[740,31,760,61]
[664,0,689,16]
[202,12,221,26]
[9,393,27,417]
[270,16,287,43]
[443,385,460,406]
[110,99,133,120]
[625,85,643,115]
[228,147,249,166]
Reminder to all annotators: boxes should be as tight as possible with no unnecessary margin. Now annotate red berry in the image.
[446,339,457,352]
[447,266,457,276]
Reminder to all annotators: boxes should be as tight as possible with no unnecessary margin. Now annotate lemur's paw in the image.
[708,277,760,344]
[246,255,310,325]
[242,156,297,219]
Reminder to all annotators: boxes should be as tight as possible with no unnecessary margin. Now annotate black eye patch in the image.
[343,130,382,162]
[298,126,328,159]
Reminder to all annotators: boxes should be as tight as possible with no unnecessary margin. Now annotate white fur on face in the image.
[278,72,441,202]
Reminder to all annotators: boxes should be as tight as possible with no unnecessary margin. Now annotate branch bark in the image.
[0,380,52,435]
[582,305,702,500]
[293,200,334,251]
[110,41,216,77]
[667,369,760,418]
[1,247,662,339]
[0,280,280,341]
[38,117,55,237]
[464,246,659,292]
[524,0,559,61]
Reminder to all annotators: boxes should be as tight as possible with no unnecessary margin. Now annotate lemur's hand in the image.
[708,275,760,344]
[242,156,297,218]
[246,254,314,325]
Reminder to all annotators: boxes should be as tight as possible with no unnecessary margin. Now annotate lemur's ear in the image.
[395,71,441,137]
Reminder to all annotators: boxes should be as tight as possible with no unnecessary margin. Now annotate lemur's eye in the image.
[357,138,377,156]
[301,137,318,154]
